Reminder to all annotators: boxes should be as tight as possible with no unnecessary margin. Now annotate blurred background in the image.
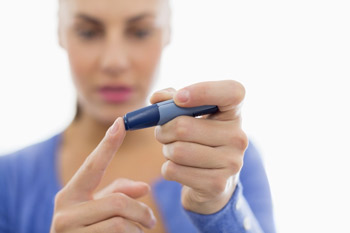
[0,0,349,232]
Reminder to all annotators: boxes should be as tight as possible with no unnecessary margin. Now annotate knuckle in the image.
[228,157,243,174]
[210,176,227,195]
[186,191,207,204]
[174,117,190,139]
[83,155,98,173]
[54,190,67,207]
[111,193,128,211]
[228,129,249,151]
[236,130,249,151]
[171,142,186,161]
[110,217,127,232]
[52,212,69,232]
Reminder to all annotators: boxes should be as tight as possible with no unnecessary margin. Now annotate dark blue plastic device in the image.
[123,100,219,131]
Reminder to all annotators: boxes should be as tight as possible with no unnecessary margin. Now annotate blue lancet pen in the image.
[123,99,219,131]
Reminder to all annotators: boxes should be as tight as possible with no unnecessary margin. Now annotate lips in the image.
[98,86,133,103]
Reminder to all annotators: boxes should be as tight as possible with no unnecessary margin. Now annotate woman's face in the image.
[58,0,170,124]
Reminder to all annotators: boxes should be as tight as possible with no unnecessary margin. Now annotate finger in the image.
[83,217,143,233]
[161,160,236,195]
[94,178,150,200]
[150,88,176,104]
[173,80,245,119]
[162,142,236,169]
[64,193,156,228]
[65,117,126,201]
[155,116,245,147]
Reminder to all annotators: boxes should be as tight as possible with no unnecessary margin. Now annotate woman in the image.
[0,0,276,232]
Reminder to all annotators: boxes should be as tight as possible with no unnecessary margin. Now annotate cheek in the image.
[66,37,100,90]
[132,37,163,90]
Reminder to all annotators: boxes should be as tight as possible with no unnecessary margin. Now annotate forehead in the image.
[60,0,166,21]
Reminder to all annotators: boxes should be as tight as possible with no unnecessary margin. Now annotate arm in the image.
[185,142,276,233]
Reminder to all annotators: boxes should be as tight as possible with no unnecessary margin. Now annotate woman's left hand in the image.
[150,80,248,214]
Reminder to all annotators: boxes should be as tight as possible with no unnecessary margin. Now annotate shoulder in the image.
[0,134,62,232]
[0,134,61,187]
[0,134,61,162]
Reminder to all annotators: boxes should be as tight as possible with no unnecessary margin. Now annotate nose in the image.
[100,35,129,77]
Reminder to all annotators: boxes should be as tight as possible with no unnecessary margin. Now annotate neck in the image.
[63,112,156,157]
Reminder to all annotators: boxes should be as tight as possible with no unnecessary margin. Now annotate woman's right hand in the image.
[50,118,156,233]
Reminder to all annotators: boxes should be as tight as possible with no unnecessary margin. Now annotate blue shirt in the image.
[0,133,276,233]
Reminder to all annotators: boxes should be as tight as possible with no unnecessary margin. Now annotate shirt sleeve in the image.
[0,155,12,233]
[184,141,276,233]
[185,182,264,233]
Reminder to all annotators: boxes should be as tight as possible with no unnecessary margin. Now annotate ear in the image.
[163,25,171,47]
[57,23,65,49]
[162,0,172,47]
[57,9,66,49]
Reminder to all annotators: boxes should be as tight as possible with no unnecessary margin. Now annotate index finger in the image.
[64,117,126,202]
[173,80,246,112]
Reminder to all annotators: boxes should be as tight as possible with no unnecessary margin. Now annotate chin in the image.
[93,101,147,126]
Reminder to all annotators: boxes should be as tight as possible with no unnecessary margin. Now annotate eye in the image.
[75,28,102,40]
[129,28,153,39]
[135,29,151,38]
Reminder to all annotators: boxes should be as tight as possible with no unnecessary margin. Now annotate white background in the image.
[1,0,350,232]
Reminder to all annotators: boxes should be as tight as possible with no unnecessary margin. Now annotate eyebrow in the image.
[127,13,154,23]
[76,14,102,25]
[75,13,154,25]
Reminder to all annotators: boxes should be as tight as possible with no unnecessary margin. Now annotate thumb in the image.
[93,178,150,200]
[150,87,176,104]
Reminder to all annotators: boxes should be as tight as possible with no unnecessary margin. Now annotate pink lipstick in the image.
[98,86,133,103]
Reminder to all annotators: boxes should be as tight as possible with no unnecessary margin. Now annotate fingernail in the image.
[161,161,169,175]
[175,89,190,103]
[162,145,168,158]
[108,118,120,136]
[150,210,157,228]
[156,89,170,94]
[154,126,161,138]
